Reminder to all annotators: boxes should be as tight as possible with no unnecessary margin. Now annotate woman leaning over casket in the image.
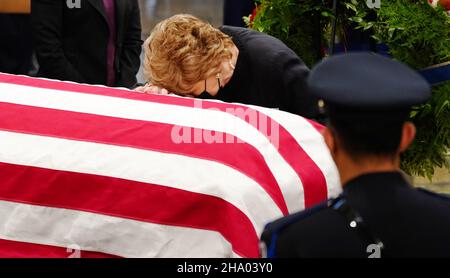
[136,14,318,119]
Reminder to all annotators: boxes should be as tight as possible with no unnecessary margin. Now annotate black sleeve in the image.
[276,50,319,119]
[260,215,299,258]
[31,0,85,82]
[117,0,142,88]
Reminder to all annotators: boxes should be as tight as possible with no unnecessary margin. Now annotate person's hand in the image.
[134,83,171,95]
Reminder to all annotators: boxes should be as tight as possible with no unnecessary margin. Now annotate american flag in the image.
[0,72,341,258]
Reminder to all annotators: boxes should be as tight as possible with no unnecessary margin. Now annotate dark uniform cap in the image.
[307,52,431,115]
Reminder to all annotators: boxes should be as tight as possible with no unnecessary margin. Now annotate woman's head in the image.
[144,14,236,97]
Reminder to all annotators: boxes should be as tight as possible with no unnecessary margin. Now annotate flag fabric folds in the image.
[0,72,341,258]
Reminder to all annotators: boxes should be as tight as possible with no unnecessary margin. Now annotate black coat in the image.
[216,26,319,119]
[0,14,33,75]
[31,0,142,88]
[223,0,254,27]
[262,172,450,257]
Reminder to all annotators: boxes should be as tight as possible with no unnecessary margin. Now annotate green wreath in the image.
[248,0,450,179]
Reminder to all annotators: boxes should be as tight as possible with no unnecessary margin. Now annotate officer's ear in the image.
[398,122,416,153]
[322,127,336,155]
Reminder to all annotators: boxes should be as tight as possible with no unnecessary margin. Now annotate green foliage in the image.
[250,0,450,178]
[345,0,450,179]
[358,0,450,68]
[402,82,450,179]
[249,0,334,67]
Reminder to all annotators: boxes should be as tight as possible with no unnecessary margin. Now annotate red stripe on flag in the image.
[0,73,329,207]
[0,162,259,258]
[0,239,120,258]
[0,102,288,215]
[306,118,325,133]
[200,103,328,207]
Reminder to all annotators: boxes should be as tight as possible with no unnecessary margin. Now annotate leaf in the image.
[388,27,396,38]
[345,3,357,13]
[363,22,374,30]
[350,16,363,23]
[371,34,381,42]
[321,11,333,18]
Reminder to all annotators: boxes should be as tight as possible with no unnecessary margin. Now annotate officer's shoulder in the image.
[262,200,339,242]
[262,198,354,257]
[416,187,450,202]
[414,188,450,213]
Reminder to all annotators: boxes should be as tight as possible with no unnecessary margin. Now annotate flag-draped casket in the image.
[0,72,341,258]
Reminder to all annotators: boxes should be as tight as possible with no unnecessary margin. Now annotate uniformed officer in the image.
[261,52,450,258]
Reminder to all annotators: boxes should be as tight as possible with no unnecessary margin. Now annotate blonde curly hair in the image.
[143,14,234,94]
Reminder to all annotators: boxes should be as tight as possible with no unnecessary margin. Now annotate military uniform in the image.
[262,172,450,257]
[261,53,450,258]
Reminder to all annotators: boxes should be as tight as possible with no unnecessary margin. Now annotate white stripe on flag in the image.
[0,200,238,258]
